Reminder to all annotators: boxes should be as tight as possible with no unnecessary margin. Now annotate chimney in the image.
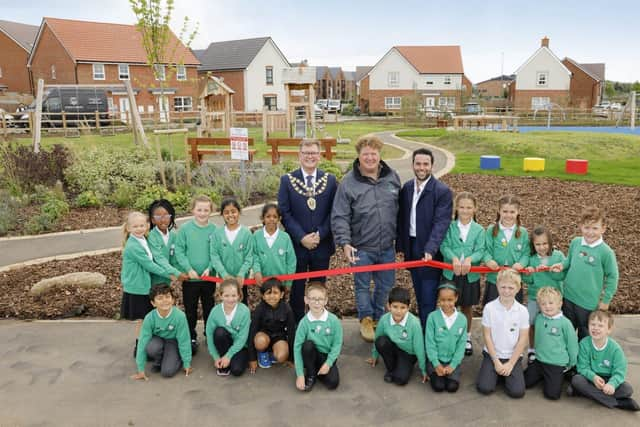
[541,36,549,48]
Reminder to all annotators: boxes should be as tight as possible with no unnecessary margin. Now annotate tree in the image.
[632,81,640,93]
[605,81,615,99]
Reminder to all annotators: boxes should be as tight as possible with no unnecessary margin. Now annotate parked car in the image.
[0,108,15,127]
[327,99,341,113]
[592,104,609,118]
[316,99,328,110]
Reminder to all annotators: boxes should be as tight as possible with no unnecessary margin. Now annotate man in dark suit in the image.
[397,148,453,326]
[278,139,338,321]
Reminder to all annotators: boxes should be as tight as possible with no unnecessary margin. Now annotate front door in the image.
[119,98,130,123]
[159,95,169,123]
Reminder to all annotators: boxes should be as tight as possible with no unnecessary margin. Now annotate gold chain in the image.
[287,173,329,198]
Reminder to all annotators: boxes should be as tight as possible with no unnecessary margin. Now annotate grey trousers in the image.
[476,351,525,398]
[571,374,634,408]
[146,336,182,377]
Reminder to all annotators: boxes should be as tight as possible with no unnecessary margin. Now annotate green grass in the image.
[13,120,410,162]
[396,130,640,186]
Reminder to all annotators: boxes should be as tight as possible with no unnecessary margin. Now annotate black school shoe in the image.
[304,375,317,391]
[151,364,161,373]
[383,372,394,383]
[465,340,473,356]
[133,339,138,358]
[191,339,199,356]
[616,398,640,411]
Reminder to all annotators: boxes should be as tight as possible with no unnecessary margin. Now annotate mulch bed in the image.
[1,173,639,319]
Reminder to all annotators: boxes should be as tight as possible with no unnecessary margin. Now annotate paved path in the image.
[0,131,452,269]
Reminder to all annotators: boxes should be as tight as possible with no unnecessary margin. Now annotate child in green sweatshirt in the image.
[294,282,343,391]
[252,203,296,288]
[147,199,186,287]
[131,284,192,380]
[570,310,638,411]
[367,287,427,386]
[523,287,578,400]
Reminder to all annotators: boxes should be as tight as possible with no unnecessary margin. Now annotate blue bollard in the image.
[480,155,501,170]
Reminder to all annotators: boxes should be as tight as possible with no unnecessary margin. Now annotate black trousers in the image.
[290,252,330,322]
[426,359,462,393]
[146,336,182,378]
[375,335,416,385]
[182,280,215,340]
[213,327,248,376]
[524,359,566,400]
[562,299,591,340]
[301,340,339,389]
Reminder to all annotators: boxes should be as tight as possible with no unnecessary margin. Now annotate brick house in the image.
[0,19,38,95]
[28,17,200,121]
[476,75,514,98]
[359,45,472,114]
[562,58,604,108]
[343,71,355,102]
[195,37,290,112]
[315,66,349,101]
[355,65,373,112]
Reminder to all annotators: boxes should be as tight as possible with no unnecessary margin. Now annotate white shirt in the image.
[157,307,173,319]
[389,311,409,327]
[592,337,608,351]
[224,304,238,325]
[457,220,471,259]
[263,227,279,248]
[482,298,529,359]
[440,308,459,330]
[133,235,153,260]
[225,226,240,245]
[409,176,430,237]
[581,237,603,248]
[306,309,328,322]
[499,223,515,242]
[154,227,170,246]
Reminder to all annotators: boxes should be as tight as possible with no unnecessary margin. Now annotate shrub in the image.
[25,187,69,234]
[0,143,72,194]
[341,103,354,116]
[75,191,102,208]
[110,180,138,208]
[318,160,344,180]
[133,184,169,212]
[165,189,191,213]
[0,190,25,236]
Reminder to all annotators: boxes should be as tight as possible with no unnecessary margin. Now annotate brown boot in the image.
[360,316,375,342]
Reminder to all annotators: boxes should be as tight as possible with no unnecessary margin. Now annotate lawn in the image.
[396,129,640,186]
[12,120,410,162]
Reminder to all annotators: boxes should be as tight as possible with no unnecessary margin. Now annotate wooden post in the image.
[184,132,191,186]
[262,107,268,142]
[32,78,44,153]
[154,133,167,188]
[95,111,100,130]
[125,80,148,147]
[62,111,67,130]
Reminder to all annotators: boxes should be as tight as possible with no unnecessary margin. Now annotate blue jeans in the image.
[353,247,396,320]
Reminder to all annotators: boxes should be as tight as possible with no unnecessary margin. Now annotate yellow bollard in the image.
[523,157,545,172]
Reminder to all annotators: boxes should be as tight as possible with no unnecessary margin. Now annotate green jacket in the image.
[372,312,426,375]
[174,220,216,278]
[205,303,251,360]
[483,225,530,284]
[136,307,192,372]
[440,220,485,282]
[425,309,467,370]
[561,237,618,310]
[533,313,578,367]
[294,311,343,377]
[522,250,565,299]
[121,235,172,295]
[210,226,254,278]
[577,336,627,389]
[147,227,182,286]
[252,228,297,286]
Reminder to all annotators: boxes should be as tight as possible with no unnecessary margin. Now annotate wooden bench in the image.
[266,138,337,165]
[187,137,256,164]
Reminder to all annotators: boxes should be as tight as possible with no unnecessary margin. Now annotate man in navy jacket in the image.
[397,148,453,326]
[278,139,337,321]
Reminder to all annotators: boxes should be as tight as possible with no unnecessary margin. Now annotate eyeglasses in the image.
[152,214,172,220]
[300,151,320,157]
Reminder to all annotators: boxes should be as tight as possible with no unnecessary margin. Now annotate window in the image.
[107,97,115,112]
[265,66,273,85]
[173,96,193,112]
[118,64,130,80]
[176,65,187,81]
[531,97,550,109]
[154,64,166,81]
[264,95,277,110]
[92,63,105,80]
[425,81,434,85]
[444,75,451,85]
[448,97,456,108]
[51,65,56,80]
[384,96,401,110]
[536,72,548,86]
[387,71,399,87]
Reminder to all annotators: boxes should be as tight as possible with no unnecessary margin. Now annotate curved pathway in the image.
[0,132,454,269]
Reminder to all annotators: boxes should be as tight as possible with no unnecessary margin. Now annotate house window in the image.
[444,75,451,85]
[266,66,273,85]
[264,95,277,110]
[51,65,56,80]
[537,72,548,86]
[173,96,192,112]
[118,64,130,80]
[531,97,550,109]
[176,65,187,81]
[426,81,433,85]
[388,72,399,88]
[384,96,401,110]
[154,64,166,81]
[107,97,115,112]
[93,63,105,80]
[448,97,456,108]
[439,97,447,107]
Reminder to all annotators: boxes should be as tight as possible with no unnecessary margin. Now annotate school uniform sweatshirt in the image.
[522,250,565,299]
[121,235,172,295]
[294,310,343,377]
[252,228,297,286]
[372,311,426,375]
[147,227,182,286]
[483,225,530,284]
[248,301,297,362]
[425,309,468,370]
[174,220,216,277]
[533,313,578,367]
[577,336,627,389]
[561,237,618,310]
[440,220,485,283]
[209,226,254,278]
[205,303,251,360]
[136,307,192,372]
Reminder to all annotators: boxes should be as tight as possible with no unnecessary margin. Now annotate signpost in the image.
[230,127,249,195]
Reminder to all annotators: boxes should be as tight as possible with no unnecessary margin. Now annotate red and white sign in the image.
[229,127,249,160]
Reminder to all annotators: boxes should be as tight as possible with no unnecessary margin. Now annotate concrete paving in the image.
[1,318,638,426]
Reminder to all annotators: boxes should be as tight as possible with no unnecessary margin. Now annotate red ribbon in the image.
[200,260,550,285]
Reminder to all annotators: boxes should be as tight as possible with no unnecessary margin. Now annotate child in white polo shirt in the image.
[476,268,529,398]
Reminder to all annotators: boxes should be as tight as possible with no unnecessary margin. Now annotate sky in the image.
[2,0,639,83]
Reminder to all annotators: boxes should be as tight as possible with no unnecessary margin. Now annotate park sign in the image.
[230,127,249,160]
